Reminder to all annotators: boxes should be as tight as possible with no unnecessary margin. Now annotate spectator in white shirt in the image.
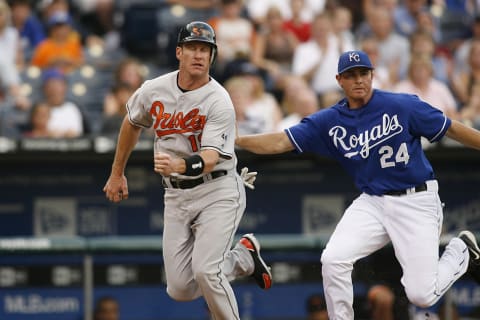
[394,53,458,120]
[278,81,318,130]
[292,13,350,102]
[361,6,410,84]
[41,68,84,138]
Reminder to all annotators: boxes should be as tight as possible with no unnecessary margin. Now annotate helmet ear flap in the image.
[210,46,217,66]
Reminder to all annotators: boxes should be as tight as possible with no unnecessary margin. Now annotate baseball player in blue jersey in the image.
[236,50,480,319]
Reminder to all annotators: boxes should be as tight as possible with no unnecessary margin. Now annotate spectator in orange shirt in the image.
[30,10,83,73]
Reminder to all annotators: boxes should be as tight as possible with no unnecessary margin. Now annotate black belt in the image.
[162,170,227,189]
[384,182,428,196]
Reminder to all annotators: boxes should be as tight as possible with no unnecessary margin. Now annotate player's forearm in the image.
[199,149,220,173]
[111,117,142,176]
[446,120,480,150]
[235,132,294,154]
[166,150,219,175]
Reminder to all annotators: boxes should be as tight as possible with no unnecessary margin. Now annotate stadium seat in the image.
[120,3,164,61]
[67,65,113,134]
[19,66,43,103]
[83,44,126,72]
[119,2,217,68]
[438,10,472,45]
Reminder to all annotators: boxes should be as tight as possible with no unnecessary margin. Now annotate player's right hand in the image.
[103,175,129,203]
[154,152,178,176]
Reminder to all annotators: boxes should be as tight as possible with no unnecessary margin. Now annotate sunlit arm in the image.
[235,132,295,154]
[445,120,480,150]
[103,116,142,202]
[111,116,143,176]
[199,149,220,173]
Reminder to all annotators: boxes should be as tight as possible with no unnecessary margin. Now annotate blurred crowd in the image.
[0,0,479,141]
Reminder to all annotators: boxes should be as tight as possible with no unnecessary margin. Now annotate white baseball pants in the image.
[321,180,469,320]
[162,172,254,320]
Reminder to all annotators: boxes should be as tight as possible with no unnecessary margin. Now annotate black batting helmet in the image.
[177,21,217,65]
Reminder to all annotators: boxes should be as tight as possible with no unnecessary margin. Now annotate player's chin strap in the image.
[241,167,257,190]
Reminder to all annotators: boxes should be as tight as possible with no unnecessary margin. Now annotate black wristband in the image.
[183,155,205,176]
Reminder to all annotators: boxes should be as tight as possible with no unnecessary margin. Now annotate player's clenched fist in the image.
[103,174,128,203]
[154,152,184,176]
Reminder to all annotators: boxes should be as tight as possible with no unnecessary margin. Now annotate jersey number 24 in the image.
[379,142,410,168]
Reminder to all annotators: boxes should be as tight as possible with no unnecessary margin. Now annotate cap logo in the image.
[191,26,212,38]
[192,26,201,36]
[349,52,360,62]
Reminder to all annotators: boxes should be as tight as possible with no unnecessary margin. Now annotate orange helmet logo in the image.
[192,27,201,36]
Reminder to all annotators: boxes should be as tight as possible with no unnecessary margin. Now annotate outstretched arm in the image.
[103,116,142,202]
[445,120,480,150]
[235,132,295,154]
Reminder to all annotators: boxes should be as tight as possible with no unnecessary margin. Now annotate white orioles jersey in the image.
[126,71,237,178]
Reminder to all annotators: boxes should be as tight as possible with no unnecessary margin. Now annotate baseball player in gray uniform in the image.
[103,21,272,319]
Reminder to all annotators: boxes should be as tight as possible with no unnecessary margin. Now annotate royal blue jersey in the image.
[285,90,451,195]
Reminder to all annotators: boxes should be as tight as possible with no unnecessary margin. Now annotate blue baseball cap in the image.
[42,68,66,82]
[47,11,71,27]
[337,50,374,74]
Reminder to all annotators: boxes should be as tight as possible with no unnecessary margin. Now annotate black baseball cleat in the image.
[239,233,272,290]
[458,230,480,283]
